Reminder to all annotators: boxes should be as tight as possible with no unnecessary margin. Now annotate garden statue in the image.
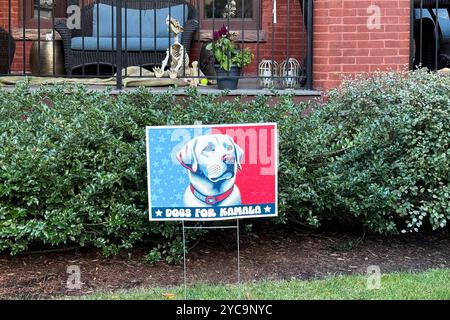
[98,16,202,87]
[154,16,190,78]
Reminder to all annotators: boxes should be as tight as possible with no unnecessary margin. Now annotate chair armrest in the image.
[54,19,74,74]
[182,19,199,55]
[54,19,73,47]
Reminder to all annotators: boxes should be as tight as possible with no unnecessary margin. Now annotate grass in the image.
[73,268,450,300]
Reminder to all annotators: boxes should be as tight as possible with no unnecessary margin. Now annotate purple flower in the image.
[213,25,228,41]
[218,25,228,37]
[213,30,221,41]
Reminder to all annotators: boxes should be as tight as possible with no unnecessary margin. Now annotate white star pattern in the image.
[155,209,163,217]
[149,128,211,208]
[264,205,271,213]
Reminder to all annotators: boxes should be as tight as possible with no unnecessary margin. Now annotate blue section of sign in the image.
[147,127,212,208]
[150,203,276,220]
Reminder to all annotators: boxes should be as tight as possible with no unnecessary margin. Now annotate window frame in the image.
[199,0,261,30]
[23,0,69,28]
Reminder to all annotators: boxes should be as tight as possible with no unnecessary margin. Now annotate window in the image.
[200,0,260,30]
[24,0,69,28]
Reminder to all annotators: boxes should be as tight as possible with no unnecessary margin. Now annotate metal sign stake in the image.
[236,218,241,299]
[182,220,241,300]
[182,220,187,300]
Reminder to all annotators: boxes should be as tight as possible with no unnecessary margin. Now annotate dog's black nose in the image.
[222,154,235,164]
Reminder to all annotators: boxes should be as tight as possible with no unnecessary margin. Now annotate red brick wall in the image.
[0,0,19,28]
[190,0,306,75]
[0,0,30,72]
[11,41,32,72]
[314,0,411,90]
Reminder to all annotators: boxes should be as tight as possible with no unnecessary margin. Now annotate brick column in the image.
[0,0,19,29]
[313,0,411,90]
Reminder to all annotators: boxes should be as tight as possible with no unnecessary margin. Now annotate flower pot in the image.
[30,40,64,75]
[214,65,241,90]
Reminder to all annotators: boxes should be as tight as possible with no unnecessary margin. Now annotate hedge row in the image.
[0,69,448,258]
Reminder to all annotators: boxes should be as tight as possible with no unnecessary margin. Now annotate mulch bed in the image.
[0,225,448,299]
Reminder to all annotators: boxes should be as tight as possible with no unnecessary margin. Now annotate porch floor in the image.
[0,76,320,96]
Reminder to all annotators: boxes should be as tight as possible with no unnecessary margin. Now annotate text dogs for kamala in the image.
[177,134,243,207]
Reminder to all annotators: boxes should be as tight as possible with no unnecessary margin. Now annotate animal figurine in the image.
[154,16,190,78]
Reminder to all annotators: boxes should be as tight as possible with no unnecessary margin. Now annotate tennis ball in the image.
[200,78,208,85]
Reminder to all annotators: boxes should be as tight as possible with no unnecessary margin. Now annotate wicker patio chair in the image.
[440,40,450,68]
[55,0,198,75]
[0,27,16,74]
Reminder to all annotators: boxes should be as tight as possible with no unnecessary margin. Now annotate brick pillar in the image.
[313,0,411,90]
[0,0,19,29]
[0,0,27,73]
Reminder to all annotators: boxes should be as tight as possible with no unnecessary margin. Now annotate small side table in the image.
[30,40,64,75]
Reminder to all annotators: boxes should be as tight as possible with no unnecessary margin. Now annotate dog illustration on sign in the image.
[177,134,244,207]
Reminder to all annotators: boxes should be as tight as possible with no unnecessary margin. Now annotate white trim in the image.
[145,127,152,221]
[145,122,277,130]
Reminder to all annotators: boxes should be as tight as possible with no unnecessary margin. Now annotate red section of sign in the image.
[212,125,276,205]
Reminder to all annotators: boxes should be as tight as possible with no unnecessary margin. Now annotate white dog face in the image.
[177,134,243,183]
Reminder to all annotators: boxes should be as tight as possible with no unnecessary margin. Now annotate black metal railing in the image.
[411,0,450,71]
[0,0,313,90]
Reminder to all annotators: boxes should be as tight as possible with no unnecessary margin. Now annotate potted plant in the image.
[206,25,253,90]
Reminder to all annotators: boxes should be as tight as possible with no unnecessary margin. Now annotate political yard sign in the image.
[146,123,278,221]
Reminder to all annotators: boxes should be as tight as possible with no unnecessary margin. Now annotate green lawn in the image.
[74,268,450,300]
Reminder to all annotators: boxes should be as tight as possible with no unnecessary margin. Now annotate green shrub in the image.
[0,82,296,257]
[0,69,448,258]
[285,70,450,233]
